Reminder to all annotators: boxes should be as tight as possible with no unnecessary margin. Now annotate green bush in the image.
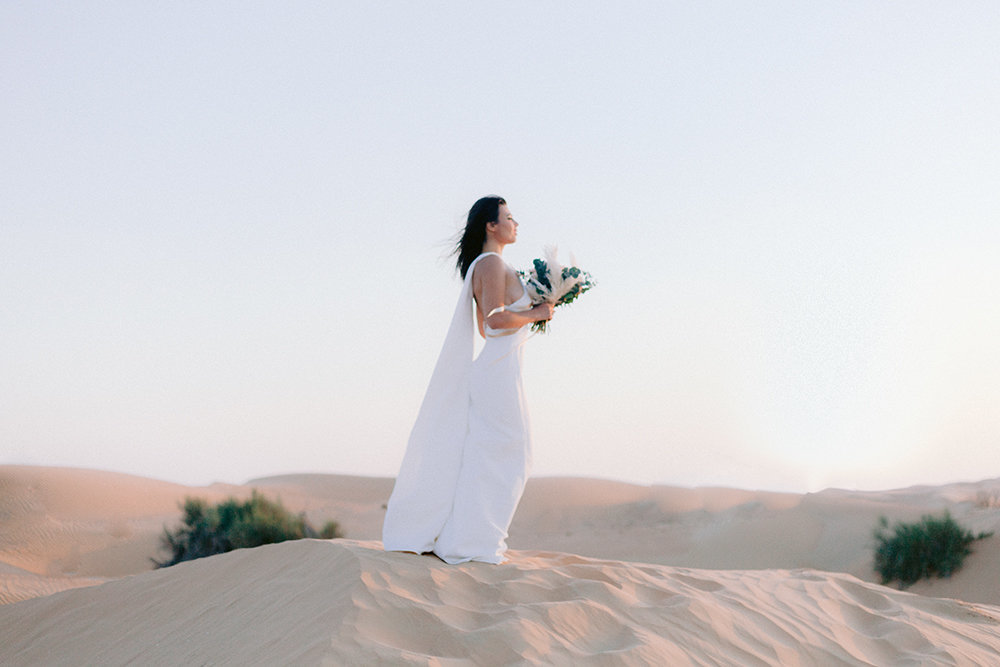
[873,512,992,588]
[154,490,343,568]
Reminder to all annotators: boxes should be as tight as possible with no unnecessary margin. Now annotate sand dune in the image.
[2,539,999,665]
[510,477,1000,606]
[0,466,246,602]
[0,560,107,606]
[4,465,1000,608]
[4,465,1000,663]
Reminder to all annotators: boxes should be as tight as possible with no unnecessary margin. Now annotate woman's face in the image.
[491,204,518,244]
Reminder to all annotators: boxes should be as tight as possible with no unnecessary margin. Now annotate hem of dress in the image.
[433,551,505,565]
[384,543,435,555]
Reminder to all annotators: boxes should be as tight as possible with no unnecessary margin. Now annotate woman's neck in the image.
[482,239,505,255]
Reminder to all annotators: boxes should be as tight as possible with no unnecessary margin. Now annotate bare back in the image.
[471,254,524,337]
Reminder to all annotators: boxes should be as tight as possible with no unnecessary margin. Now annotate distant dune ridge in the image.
[2,465,1000,663]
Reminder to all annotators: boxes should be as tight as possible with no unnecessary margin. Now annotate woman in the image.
[382,196,554,564]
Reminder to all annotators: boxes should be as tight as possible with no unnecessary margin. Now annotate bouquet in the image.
[520,246,596,333]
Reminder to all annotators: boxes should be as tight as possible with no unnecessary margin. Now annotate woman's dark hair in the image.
[455,196,506,278]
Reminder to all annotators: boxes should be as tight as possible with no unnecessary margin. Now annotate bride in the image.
[382,196,554,564]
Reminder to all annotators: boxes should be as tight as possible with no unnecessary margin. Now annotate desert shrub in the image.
[154,490,343,568]
[319,520,342,539]
[974,489,1000,509]
[873,512,992,588]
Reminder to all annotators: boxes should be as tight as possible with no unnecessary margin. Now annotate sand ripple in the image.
[1,539,999,665]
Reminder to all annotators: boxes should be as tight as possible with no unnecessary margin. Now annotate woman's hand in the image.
[532,303,555,322]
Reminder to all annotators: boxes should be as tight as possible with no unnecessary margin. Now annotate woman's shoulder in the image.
[471,252,506,276]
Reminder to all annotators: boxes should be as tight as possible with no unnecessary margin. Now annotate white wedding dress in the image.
[382,252,533,564]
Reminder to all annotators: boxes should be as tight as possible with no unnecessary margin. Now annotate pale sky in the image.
[3,2,999,493]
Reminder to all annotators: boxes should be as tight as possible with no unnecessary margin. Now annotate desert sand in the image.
[2,465,1000,664]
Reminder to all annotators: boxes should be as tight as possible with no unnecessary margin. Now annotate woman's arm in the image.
[473,255,554,332]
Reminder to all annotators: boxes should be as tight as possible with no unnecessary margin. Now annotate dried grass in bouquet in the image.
[520,246,595,333]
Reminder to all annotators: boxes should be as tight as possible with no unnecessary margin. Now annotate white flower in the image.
[520,247,595,333]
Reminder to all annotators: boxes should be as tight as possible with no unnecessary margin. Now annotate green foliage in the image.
[154,490,343,568]
[873,512,992,588]
[319,520,342,539]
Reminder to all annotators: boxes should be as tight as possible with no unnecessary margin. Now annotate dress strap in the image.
[468,251,501,276]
